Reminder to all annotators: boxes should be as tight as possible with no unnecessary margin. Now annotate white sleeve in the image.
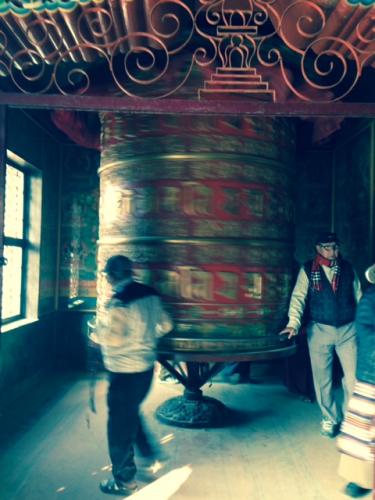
[155,297,174,337]
[287,267,309,331]
[353,271,362,303]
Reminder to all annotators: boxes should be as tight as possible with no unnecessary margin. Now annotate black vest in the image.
[112,281,158,307]
[304,259,356,327]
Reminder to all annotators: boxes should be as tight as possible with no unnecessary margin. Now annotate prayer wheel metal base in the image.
[156,345,296,427]
[156,391,228,428]
[156,360,228,428]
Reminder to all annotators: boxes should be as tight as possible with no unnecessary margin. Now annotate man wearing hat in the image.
[280,232,362,438]
[97,255,173,496]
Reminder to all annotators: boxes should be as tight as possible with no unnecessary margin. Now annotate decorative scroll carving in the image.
[198,0,276,100]
[0,0,373,101]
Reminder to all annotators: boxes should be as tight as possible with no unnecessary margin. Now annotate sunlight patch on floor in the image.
[132,465,192,499]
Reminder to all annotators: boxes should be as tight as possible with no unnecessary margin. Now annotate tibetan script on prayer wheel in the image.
[97,113,296,353]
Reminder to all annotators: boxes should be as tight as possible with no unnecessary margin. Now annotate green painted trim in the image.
[0,0,104,16]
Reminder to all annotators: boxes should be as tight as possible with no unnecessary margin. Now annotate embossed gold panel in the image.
[98,113,296,352]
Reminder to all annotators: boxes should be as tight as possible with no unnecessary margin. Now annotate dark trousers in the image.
[107,369,155,484]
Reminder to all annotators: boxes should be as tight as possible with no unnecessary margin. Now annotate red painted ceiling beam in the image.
[0,93,374,116]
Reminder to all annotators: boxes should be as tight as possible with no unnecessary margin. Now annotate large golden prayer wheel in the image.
[97,113,296,355]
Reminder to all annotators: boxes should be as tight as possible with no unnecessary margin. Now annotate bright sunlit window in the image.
[2,165,26,321]
[1,154,42,325]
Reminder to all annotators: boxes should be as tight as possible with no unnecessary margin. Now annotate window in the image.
[2,164,26,322]
[1,152,42,325]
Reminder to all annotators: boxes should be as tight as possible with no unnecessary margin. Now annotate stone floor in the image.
[0,371,372,500]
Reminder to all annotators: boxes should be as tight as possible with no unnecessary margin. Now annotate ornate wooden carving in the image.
[0,0,373,102]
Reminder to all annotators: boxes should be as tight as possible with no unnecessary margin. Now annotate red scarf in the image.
[311,254,340,293]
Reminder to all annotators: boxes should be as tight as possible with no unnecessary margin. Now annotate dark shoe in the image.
[320,419,340,438]
[100,478,138,496]
[344,483,371,498]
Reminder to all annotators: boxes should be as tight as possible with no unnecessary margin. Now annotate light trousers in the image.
[307,321,357,424]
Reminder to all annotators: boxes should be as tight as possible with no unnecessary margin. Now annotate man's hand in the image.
[279,327,298,340]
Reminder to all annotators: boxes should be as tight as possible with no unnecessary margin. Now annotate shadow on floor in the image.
[225,407,273,427]
[0,370,83,451]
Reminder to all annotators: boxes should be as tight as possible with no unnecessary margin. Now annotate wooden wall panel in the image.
[294,149,333,265]
[58,145,99,310]
[333,121,374,281]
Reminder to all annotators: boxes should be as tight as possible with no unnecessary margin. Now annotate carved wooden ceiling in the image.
[0,0,374,103]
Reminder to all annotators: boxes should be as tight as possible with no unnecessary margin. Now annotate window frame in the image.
[1,153,38,325]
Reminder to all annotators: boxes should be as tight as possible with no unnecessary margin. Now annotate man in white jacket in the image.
[98,255,173,496]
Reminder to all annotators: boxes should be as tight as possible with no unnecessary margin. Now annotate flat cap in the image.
[315,232,339,245]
